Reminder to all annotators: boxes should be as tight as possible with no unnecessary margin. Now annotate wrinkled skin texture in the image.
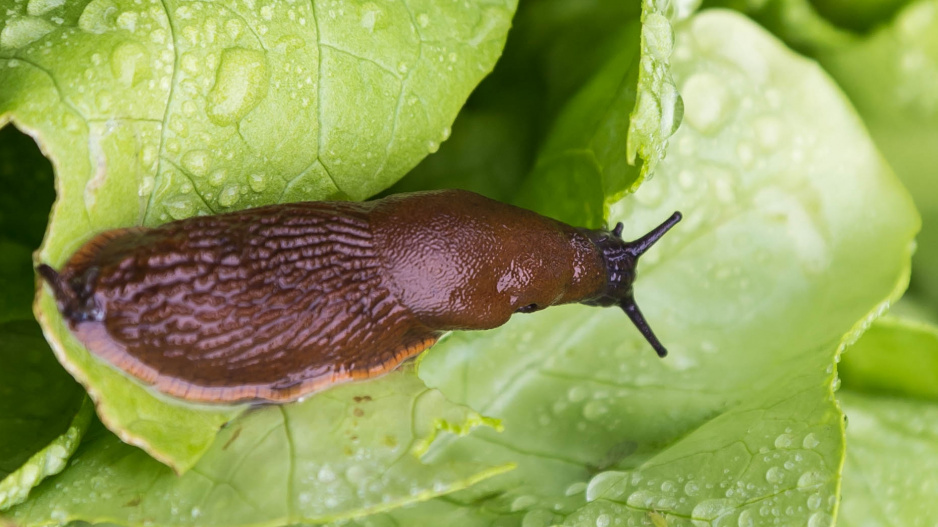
[40,190,613,403]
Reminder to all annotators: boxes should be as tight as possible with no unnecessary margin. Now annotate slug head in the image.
[582,212,682,358]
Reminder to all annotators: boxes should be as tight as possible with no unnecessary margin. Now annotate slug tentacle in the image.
[624,212,683,257]
[620,296,668,358]
[582,211,682,358]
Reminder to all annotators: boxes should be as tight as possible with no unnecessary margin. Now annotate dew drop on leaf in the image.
[206,47,269,126]
[27,0,65,16]
[807,511,834,527]
[181,149,211,177]
[218,184,241,207]
[248,173,267,192]
[684,480,701,496]
[765,466,784,484]
[691,498,735,521]
[802,432,820,449]
[798,471,825,489]
[78,0,118,34]
[110,41,150,87]
[0,16,56,49]
[510,495,538,512]
[586,472,622,502]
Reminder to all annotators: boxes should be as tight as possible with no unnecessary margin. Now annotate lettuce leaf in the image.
[5,368,511,526]
[341,9,919,526]
[0,0,517,471]
[838,317,938,526]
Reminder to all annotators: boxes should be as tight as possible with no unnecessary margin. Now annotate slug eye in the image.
[516,303,539,314]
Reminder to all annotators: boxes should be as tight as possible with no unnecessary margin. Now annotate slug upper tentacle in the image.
[39,189,681,403]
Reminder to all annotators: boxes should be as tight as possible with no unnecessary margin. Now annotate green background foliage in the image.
[1,0,936,526]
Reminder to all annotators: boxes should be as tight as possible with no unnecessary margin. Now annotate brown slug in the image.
[38,190,681,403]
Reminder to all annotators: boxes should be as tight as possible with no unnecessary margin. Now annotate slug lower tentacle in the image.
[38,189,681,403]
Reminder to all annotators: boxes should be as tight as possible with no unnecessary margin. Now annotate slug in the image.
[38,190,681,403]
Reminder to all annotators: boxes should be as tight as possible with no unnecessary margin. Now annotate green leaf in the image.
[0,321,92,511]
[839,316,938,400]
[837,317,938,526]
[838,391,938,527]
[810,0,911,32]
[387,0,647,203]
[514,0,684,228]
[398,9,916,526]
[0,0,517,471]
[813,0,938,313]
[5,368,511,526]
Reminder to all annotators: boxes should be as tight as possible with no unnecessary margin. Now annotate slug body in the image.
[39,190,681,403]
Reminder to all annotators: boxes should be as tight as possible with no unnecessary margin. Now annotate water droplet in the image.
[427,140,440,153]
[681,71,732,134]
[345,465,367,484]
[110,41,150,87]
[165,196,196,220]
[595,513,611,527]
[181,150,211,177]
[360,5,381,31]
[754,116,784,151]
[802,433,820,449]
[218,183,240,207]
[96,90,113,112]
[691,499,734,521]
[191,507,201,518]
[146,29,166,45]
[807,511,833,527]
[765,466,784,484]
[567,386,589,403]
[831,376,841,391]
[225,19,242,39]
[684,480,700,496]
[27,0,65,16]
[774,433,793,448]
[626,489,655,508]
[797,471,825,489]
[416,13,430,27]
[712,171,735,203]
[206,47,269,126]
[738,509,754,527]
[586,472,623,502]
[806,493,822,511]
[583,400,608,421]
[260,5,273,20]
[511,495,538,512]
[139,176,154,197]
[1,16,56,49]
[208,168,227,187]
[116,11,137,32]
[565,481,587,496]
[441,126,451,140]
[736,141,755,169]
[78,0,119,34]
[248,173,267,192]
[521,509,556,527]
[317,465,336,482]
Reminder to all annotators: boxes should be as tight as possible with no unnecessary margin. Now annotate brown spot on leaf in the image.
[353,407,364,417]
[353,395,372,403]
[222,427,242,450]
